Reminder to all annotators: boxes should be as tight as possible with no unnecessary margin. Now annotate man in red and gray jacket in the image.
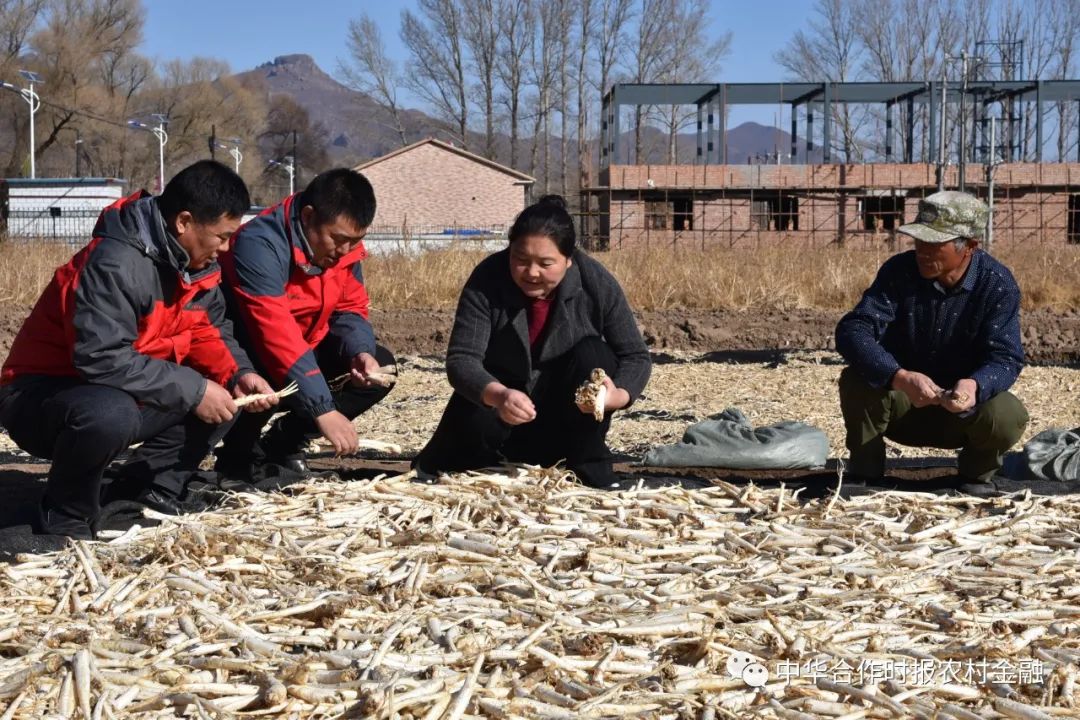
[0,161,277,543]
[215,168,395,478]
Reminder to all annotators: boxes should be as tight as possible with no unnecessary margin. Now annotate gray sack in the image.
[1022,427,1080,482]
[643,408,829,470]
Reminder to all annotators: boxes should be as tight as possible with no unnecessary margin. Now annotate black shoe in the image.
[92,500,162,535]
[270,455,309,475]
[0,525,71,562]
[958,480,1000,498]
[569,461,620,489]
[35,502,93,540]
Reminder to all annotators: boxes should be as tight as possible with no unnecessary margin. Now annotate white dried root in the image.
[234,381,300,408]
[574,368,607,422]
[328,365,399,392]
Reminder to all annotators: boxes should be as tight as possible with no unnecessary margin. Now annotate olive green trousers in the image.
[838,367,1029,482]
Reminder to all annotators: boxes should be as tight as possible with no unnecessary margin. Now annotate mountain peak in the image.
[269,53,317,69]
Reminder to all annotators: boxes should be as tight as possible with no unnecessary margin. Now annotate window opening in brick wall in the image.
[751,195,798,230]
[645,197,694,231]
[672,197,693,231]
[645,200,668,230]
[861,195,903,231]
[1069,194,1080,244]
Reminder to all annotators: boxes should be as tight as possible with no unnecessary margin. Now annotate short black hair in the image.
[158,160,250,224]
[508,194,575,256]
[299,168,377,229]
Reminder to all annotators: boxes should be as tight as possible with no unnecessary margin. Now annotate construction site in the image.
[582,78,1080,249]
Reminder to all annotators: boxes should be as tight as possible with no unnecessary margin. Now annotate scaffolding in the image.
[582,80,1080,250]
[579,163,1080,250]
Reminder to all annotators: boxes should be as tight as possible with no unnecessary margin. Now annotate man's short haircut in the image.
[299,168,377,229]
[158,160,250,224]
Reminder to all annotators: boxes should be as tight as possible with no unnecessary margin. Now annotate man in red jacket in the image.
[215,168,394,478]
[0,161,277,544]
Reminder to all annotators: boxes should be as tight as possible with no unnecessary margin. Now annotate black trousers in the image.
[414,337,620,486]
[0,376,234,526]
[215,342,396,470]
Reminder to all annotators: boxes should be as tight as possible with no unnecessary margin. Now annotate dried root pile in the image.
[2,469,1080,718]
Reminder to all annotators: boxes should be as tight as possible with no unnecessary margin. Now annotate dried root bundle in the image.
[234,381,300,408]
[574,368,607,422]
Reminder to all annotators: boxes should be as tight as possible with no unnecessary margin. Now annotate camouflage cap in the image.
[897,191,989,243]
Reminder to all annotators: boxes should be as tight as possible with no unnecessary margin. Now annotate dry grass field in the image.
[1,241,1079,312]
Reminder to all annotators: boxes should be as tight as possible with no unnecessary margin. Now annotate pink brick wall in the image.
[357,143,530,230]
[596,162,1080,247]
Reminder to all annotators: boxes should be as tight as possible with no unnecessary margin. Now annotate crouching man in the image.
[0,161,277,543]
[214,168,395,480]
[835,190,1029,489]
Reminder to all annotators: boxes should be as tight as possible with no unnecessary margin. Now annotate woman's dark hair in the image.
[158,160,250,224]
[508,194,575,256]
[299,168,377,228]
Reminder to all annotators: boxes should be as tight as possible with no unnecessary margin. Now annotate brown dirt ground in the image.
[0,305,1076,366]
[369,307,1080,366]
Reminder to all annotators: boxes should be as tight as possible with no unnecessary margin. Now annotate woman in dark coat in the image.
[413,195,651,487]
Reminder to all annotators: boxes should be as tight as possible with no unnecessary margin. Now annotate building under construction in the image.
[583,80,1080,249]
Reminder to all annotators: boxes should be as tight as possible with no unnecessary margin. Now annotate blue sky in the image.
[140,1,809,126]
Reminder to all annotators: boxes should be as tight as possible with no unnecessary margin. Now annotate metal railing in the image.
[2,208,101,243]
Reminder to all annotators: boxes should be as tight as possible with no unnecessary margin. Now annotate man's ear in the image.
[300,205,315,229]
[173,210,194,238]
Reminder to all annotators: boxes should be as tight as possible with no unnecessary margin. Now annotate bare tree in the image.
[590,0,633,166]
[340,13,409,147]
[462,0,500,158]
[775,0,866,161]
[630,0,670,163]
[529,0,567,189]
[401,0,470,147]
[556,0,576,196]
[576,0,594,199]
[651,0,730,163]
[496,0,534,168]
[0,0,46,68]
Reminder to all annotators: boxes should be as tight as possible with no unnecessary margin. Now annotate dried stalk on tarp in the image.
[1,465,1078,718]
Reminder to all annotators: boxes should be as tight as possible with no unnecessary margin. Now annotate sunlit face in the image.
[509,234,572,299]
[913,238,974,282]
[301,206,367,269]
[174,212,241,270]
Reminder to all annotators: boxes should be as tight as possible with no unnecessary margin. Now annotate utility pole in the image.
[938,66,947,191]
[291,130,299,187]
[74,128,82,178]
[986,116,1002,253]
[1,70,44,178]
[127,114,169,192]
[957,51,970,191]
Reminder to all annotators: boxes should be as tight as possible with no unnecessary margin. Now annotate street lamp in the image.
[269,155,295,196]
[1,70,44,178]
[214,138,243,173]
[127,114,169,192]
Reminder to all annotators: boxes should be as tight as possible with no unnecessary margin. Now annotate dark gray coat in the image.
[446,248,651,406]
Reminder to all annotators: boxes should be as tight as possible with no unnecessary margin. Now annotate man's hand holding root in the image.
[316,410,358,456]
[891,369,945,408]
[940,378,977,414]
[232,372,280,413]
[196,380,239,424]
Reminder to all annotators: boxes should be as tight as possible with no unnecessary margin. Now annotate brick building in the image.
[597,162,1080,248]
[587,81,1080,249]
[354,138,535,235]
